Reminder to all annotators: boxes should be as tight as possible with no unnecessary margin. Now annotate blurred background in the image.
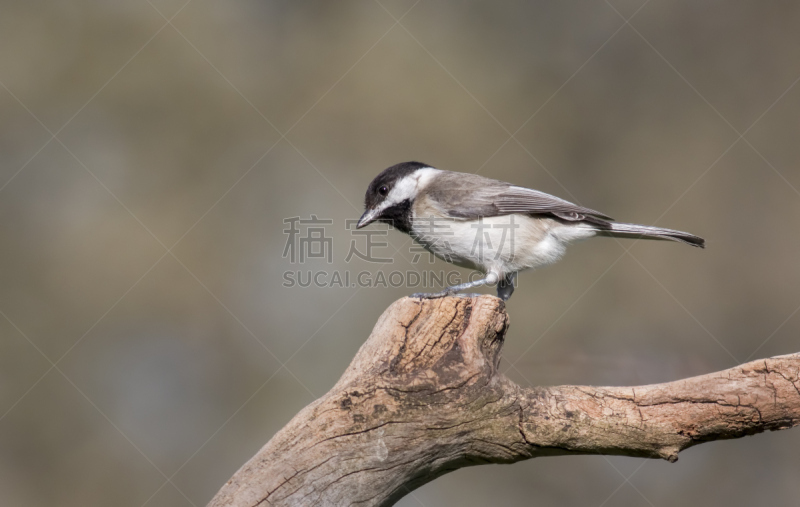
[1,1,799,506]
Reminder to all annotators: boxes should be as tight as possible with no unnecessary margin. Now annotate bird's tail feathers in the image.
[595,222,705,248]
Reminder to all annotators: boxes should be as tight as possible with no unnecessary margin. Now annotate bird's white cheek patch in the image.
[385,168,440,208]
[413,168,440,189]
[386,178,416,205]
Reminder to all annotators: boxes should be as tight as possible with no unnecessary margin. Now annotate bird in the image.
[356,161,704,301]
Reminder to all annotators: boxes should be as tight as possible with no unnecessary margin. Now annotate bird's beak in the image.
[356,208,380,229]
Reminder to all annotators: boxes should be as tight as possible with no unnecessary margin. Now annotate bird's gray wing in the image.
[426,171,612,221]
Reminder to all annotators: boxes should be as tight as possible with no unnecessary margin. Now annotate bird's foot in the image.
[410,290,449,299]
[496,287,513,301]
[410,291,483,299]
[496,272,517,301]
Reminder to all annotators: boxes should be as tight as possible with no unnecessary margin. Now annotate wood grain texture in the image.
[208,296,800,507]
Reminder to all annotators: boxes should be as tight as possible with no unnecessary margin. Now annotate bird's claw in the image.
[410,291,483,299]
[410,291,449,299]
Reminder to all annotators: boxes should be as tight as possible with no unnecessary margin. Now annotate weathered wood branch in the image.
[209,296,800,507]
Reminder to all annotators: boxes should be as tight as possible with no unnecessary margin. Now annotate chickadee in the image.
[357,161,704,301]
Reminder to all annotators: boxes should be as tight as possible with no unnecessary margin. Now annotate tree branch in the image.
[208,296,800,507]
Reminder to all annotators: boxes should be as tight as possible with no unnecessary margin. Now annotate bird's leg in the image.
[496,272,517,301]
[411,272,499,299]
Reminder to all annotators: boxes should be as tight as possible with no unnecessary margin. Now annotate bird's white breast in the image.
[410,212,596,276]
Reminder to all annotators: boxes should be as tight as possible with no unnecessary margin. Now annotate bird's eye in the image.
[378,185,389,196]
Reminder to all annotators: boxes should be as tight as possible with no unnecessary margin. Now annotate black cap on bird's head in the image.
[357,161,430,230]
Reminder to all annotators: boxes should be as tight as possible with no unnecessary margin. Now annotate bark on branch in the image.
[209,296,800,507]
